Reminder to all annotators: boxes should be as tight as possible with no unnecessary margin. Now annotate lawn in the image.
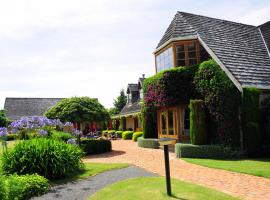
[183,158,270,178]
[89,177,239,200]
[53,162,129,184]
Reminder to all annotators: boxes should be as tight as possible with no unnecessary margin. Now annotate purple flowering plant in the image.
[0,127,8,151]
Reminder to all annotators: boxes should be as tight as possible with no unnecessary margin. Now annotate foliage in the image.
[0,174,49,200]
[122,131,133,140]
[1,138,84,180]
[45,97,109,124]
[112,89,127,114]
[90,177,239,200]
[51,131,73,142]
[260,97,270,156]
[80,138,112,155]
[190,100,206,145]
[175,143,226,159]
[141,104,157,138]
[0,110,10,127]
[119,117,126,131]
[194,59,241,147]
[241,87,261,156]
[137,137,159,149]
[143,66,197,108]
[6,134,18,141]
[132,132,143,141]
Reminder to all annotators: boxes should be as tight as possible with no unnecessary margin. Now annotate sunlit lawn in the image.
[183,158,270,178]
[89,177,239,200]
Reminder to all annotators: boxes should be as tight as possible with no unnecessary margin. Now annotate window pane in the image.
[168,110,174,135]
[156,47,173,73]
[177,59,185,66]
[161,112,167,135]
[189,58,197,66]
[188,43,195,52]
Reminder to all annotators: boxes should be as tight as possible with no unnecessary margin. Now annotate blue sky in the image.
[0,0,269,109]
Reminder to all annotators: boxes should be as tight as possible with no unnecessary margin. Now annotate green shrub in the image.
[50,131,72,142]
[190,100,206,145]
[122,131,133,140]
[102,130,108,134]
[6,134,18,141]
[137,138,159,149]
[0,174,49,200]
[107,130,116,133]
[132,132,143,142]
[261,97,270,156]
[242,87,261,156]
[195,59,241,147]
[175,143,226,158]
[1,138,84,180]
[80,138,111,155]
[115,131,123,138]
[141,105,158,138]
[119,117,126,131]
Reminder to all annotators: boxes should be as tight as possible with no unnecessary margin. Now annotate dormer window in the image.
[156,47,173,72]
[155,40,210,73]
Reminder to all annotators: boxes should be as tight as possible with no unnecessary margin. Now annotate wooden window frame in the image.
[158,107,178,139]
[154,39,201,73]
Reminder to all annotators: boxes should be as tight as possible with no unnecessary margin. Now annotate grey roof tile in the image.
[4,98,63,120]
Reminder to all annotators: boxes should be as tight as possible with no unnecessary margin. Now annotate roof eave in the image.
[154,35,198,54]
[198,35,243,93]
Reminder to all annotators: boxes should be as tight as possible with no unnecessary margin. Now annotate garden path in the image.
[31,166,157,200]
[84,140,270,200]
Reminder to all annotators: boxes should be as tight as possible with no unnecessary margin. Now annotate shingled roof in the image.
[156,11,270,90]
[4,98,63,120]
[119,100,141,116]
[127,84,139,93]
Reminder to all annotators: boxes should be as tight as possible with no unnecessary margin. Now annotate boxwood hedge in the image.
[137,138,159,149]
[80,138,112,155]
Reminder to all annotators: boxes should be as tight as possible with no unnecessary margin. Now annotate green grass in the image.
[89,177,239,200]
[52,162,129,184]
[183,158,270,178]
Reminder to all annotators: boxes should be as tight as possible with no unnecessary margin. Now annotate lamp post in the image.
[159,138,176,196]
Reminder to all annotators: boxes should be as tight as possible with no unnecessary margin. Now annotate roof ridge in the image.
[178,11,256,27]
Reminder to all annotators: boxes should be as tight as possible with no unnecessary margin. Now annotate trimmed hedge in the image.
[122,131,134,140]
[190,100,206,145]
[242,87,261,156]
[119,117,126,131]
[175,143,226,158]
[80,138,112,155]
[132,132,143,142]
[1,138,84,180]
[0,174,49,200]
[115,131,123,138]
[137,138,159,149]
[7,134,18,141]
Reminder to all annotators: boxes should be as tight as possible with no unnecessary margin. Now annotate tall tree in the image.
[113,89,127,114]
[0,110,10,127]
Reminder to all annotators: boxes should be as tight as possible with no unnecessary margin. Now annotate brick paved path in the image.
[84,140,270,200]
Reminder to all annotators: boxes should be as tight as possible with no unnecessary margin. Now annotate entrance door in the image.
[158,108,177,139]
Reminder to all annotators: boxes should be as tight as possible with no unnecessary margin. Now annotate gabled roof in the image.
[4,97,63,120]
[119,100,141,116]
[156,11,270,90]
[127,84,139,93]
[259,21,270,54]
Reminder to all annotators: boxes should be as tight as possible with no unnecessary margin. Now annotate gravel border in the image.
[31,166,157,200]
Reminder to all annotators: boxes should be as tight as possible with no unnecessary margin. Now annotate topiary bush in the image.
[119,117,126,131]
[0,174,49,200]
[1,138,84,180]
[115,131,123,138]
[137,137,159,149]
[80,138,112,155]
[190,100,206,145]
[132,132,143,142]
[50,131,72,142]
[242,87,261,156]
[175,143,226,158]
[260,97,270,156]
[122,131,134,140]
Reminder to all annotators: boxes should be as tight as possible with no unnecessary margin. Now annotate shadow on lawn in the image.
[171,194,187,200]
[85,150,126,159]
